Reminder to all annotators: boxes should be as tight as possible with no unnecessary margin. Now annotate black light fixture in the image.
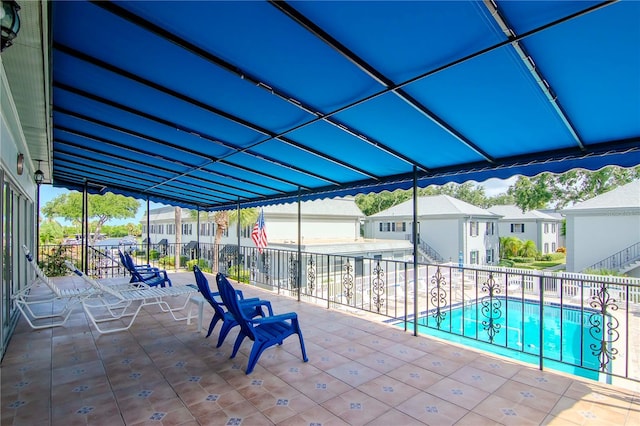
[1,1,21,52]
[34,160,44,185]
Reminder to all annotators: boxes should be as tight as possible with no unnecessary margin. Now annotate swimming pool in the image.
[395,298,603,380]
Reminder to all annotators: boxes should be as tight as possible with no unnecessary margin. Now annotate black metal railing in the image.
[38,241,640,384]
[584,242,640,273]
[417,239,446,264]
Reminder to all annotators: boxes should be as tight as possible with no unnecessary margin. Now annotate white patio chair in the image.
[64,261,198,334]
[15,245,141,329]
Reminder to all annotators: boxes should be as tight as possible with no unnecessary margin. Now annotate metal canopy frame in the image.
[50,0,640,210]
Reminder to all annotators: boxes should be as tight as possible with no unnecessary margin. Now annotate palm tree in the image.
[519,239,538,258]
[192,208,258,272]
[499,236,523,259]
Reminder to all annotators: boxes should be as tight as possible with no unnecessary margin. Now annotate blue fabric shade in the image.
[51,1,640,210]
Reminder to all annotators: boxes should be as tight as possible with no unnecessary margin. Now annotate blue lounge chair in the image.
[216,273,308,374]
[120,251,172,287]
[193,266,268,347]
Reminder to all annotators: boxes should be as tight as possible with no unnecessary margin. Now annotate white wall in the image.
[421,218,461,262]
[566,212,640,272]
[540,222,560,254]
[145,213,360,245]
[265,216,359,242]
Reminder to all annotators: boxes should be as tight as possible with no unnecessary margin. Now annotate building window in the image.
[552,242,556,252]
[486,249,494,263]
[380,222,391,232]
[142,225,146,234]
[552,223,556,233]
[544,223,549,234]
[470,221,479,237]
[241,225,252,238]
[158,224,164,234]
[470,250,479,264]
[392,222,405,232]
[485,222,494,235]
[182,223,192,235]
[167,224,174,235]
[544,243,549,254]
[511,223,525,233]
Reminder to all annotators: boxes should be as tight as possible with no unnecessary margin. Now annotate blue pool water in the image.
[396,298,603,380]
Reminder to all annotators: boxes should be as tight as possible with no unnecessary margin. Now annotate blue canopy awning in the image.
[51,1,640,210]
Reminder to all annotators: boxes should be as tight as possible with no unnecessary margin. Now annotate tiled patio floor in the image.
[2,272,639,425]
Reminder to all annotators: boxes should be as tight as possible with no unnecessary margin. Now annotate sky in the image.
[39,176,518,226]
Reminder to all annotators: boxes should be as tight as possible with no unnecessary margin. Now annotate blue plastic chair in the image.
[193,266,268,347]
[216,273,308,374]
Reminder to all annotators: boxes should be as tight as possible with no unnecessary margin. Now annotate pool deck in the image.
[2,272,639,425]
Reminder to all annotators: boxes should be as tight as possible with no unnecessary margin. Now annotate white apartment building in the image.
[488,205,562,254]
[141,197,411,260]
[562,180,640,277]
[364,195,501,265]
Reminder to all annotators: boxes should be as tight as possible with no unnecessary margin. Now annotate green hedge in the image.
[584,268,627,277]
[228,265,251,283]
[158,255,189,267]
[511,257,536,263]
[186,259,211,272]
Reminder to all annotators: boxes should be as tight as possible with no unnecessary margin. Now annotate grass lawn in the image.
[500,256,566,270]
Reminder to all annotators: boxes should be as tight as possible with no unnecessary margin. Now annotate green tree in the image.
[355,190,412,216]
[507,174,554,211]
[355,183,493,216]
[485,192,516,207]
[39,219,63,244]
[509,166,640,211]
[41,191,140,244]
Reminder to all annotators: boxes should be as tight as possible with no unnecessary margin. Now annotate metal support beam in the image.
[412,167,419,337]
[297,188,302,302]
[146,198,150,265]
[35,184,41,263]
[237,199,241,283]
[196,207,201,263]
[482,0,585,151]
[82,182,89,274]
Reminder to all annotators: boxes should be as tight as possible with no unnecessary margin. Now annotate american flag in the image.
[251,209,268,253]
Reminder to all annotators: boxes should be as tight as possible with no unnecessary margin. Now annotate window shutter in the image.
[510,224,514,233]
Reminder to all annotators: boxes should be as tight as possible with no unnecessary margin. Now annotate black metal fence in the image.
[39,241,640,384]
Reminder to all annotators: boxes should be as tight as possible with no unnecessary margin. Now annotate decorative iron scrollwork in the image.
[250,251,257,281]
[307,256,316,295]
[430,267,448,328]
[372,261,385,313]
[480,273,502,343]
[343,259,354,304]
[288,254,298,289]
[588,284,619,372]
